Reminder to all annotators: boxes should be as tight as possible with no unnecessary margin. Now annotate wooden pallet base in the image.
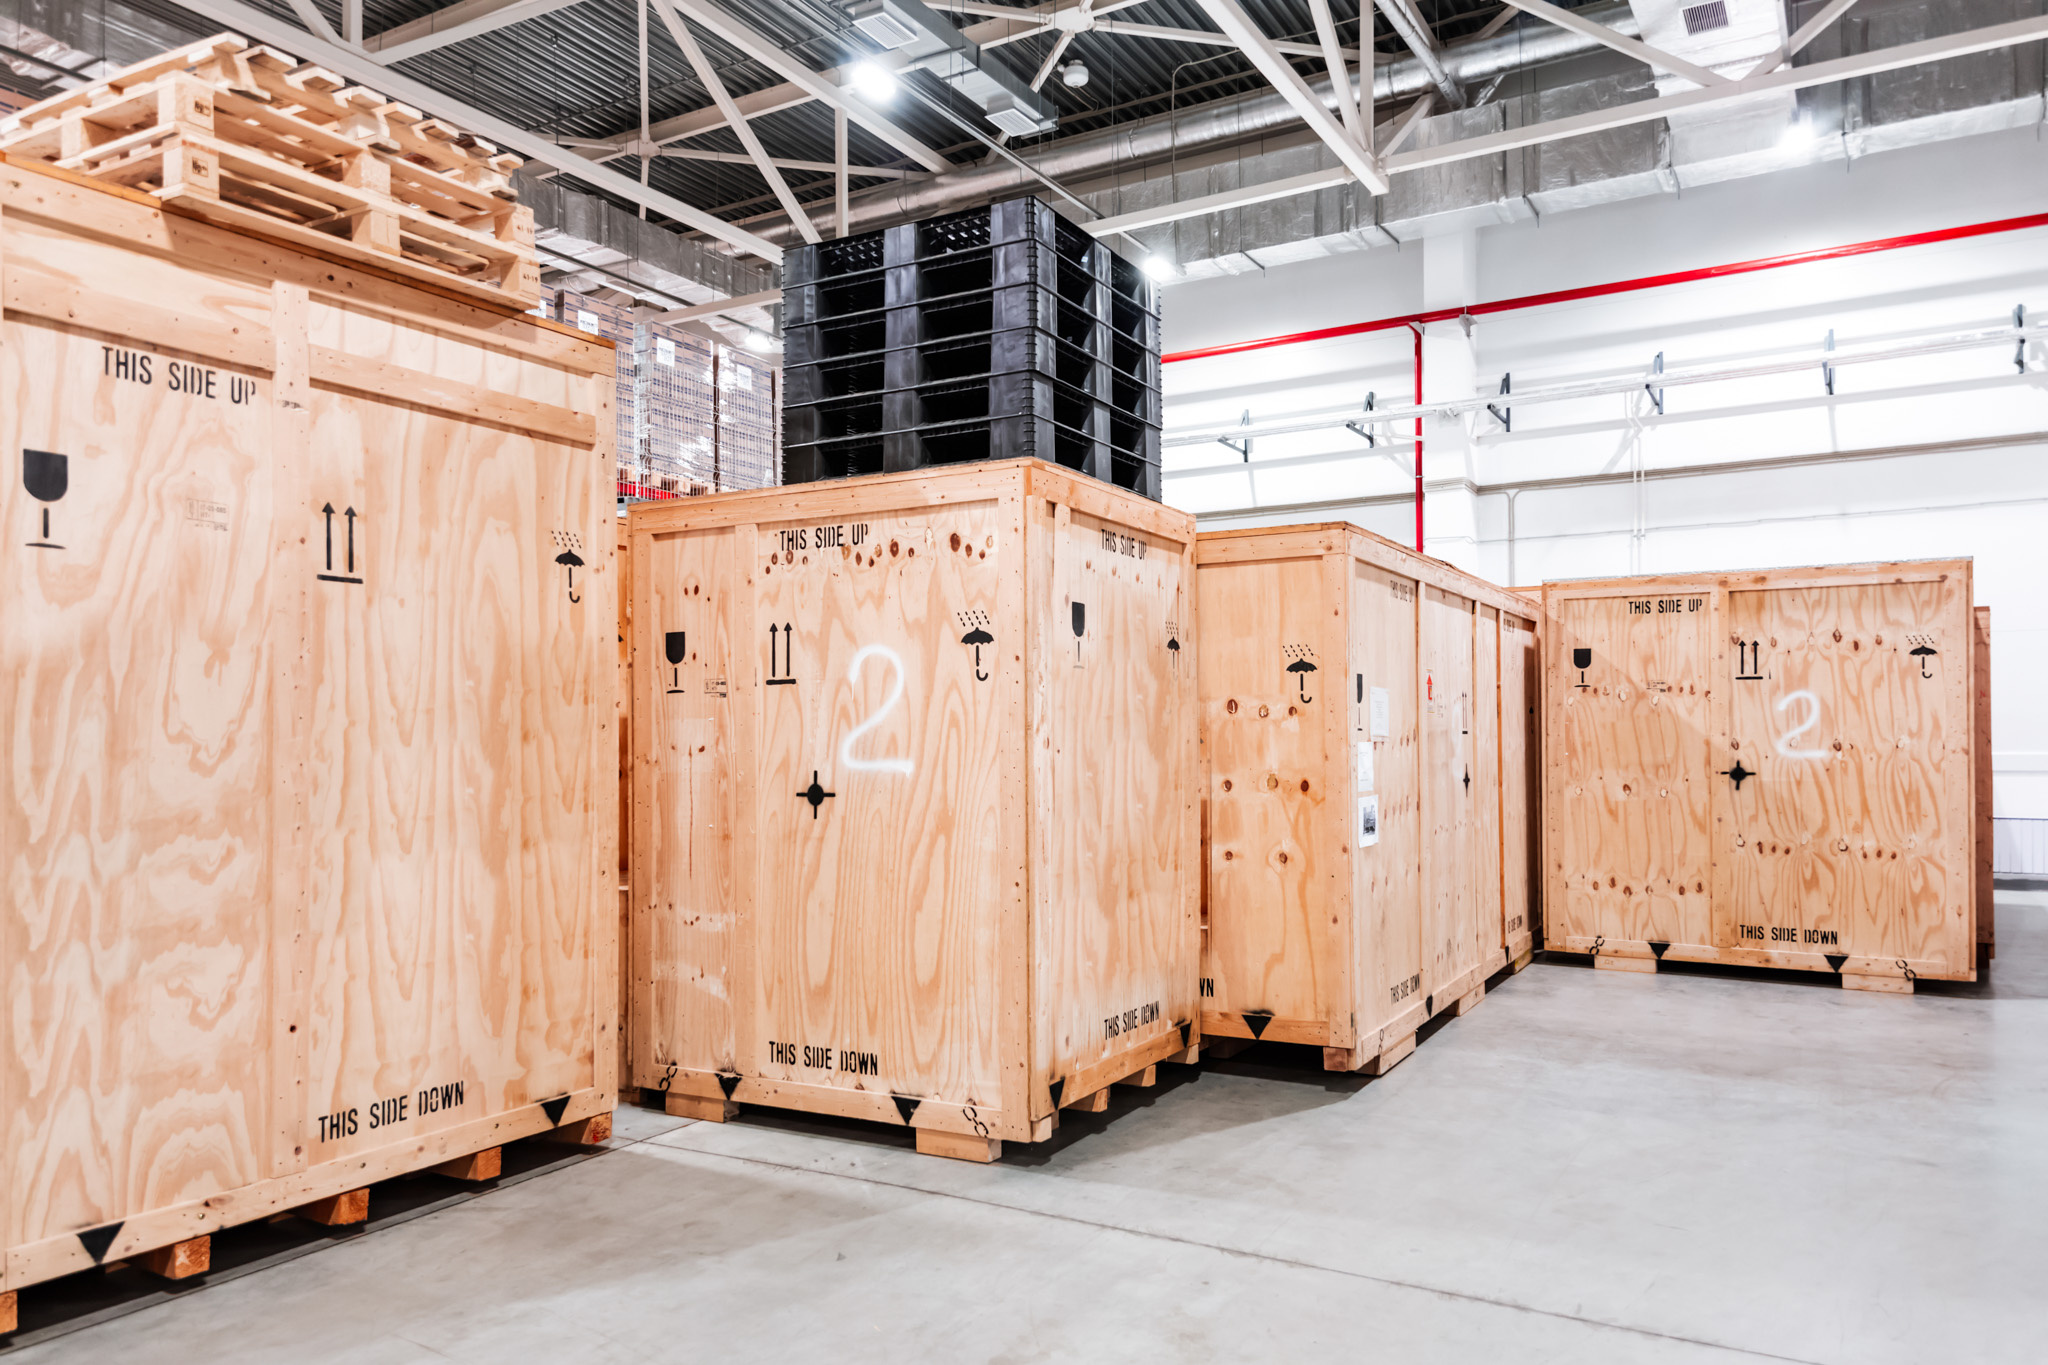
[1563,944,1931,992]
[650,1031,1187,1159]
[543,1113,613,1145]
[1507,948,1534,974]
[916,1129,1003,1163]
[0,1289,14,1335]
[430,1147,502,1182]
[294,1188,369,1227]
[138,1235,209,1281]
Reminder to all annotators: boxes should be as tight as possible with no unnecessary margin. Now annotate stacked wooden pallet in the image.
[0,32,537,310]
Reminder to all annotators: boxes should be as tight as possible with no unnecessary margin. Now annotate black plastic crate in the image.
[784,357,886,406]
[1108,414,1161,465]
[786,232,887,287]
[1109,371,1162,424]
[886,285,1104,353]
[785,273,888,327]
[884,328,1104,394]
[784,435,886,484]
[1108,331,1159,383]
[1106,449,1160,500]
[883,371,1105,433]
[1107,295,1162,350]
[785,314,888,366]
[784,394,885,447]
[882,415,1106,477]
[1106,253,1161,315]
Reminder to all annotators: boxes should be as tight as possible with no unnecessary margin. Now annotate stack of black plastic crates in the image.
[782,196,1162,500]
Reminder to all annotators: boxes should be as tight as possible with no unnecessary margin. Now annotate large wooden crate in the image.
[0,154,615,1295]
[1197,525,1539,1074]
[627,460,1198,1161]
[1540,560,1978,990]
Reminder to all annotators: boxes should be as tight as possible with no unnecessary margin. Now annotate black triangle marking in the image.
[891,1094,922,1125]
[1648,941,1670,961]
[1424,994,1434,1017]
[540,1094,571,1126]
[1051,1076,1068,1109]
[717,1072,741,1099]
[1826,953,1847,973]
[77,1221,123,1265]
[1242,1010,1273,1040]
[1178,1020,1193,1052]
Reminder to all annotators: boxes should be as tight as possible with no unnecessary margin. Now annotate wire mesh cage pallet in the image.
[782,196,1161,500]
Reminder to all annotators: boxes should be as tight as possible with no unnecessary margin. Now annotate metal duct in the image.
[750,3,1643,243]
[521,171,781,307]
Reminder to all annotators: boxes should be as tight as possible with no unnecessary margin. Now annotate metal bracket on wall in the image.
[2017,304,2029,373]
[1823,328,1836,395]
[1344,391,1378,447]
[1646,351,1664,415]
[1219,408,1254,461]
[1485,373,1511,432]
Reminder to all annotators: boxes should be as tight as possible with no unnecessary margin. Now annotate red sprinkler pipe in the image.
[1161,210,2048,366]
[1411,323,1424,552]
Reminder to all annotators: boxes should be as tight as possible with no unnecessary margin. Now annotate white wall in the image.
[1160,124,2048,816]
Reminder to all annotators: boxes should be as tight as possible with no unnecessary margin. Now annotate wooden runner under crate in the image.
[0,33,536,310]
[1197,525,1539,1075]
[626,460,1199,1162]
[1540,560,1981,990]
[0,154,612,1296]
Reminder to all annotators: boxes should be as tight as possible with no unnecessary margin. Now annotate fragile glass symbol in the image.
[23,448,65,549]
[1071,602,1085,666]
[665,631,686,693]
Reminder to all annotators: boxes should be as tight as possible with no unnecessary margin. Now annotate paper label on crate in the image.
[1369,686,1390,739]
[1357,794,1380,848]
[577,309,600,334]
[656,336,676,367]
[1354,740,1374,794]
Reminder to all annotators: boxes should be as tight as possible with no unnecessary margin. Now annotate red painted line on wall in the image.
[1162,211,2048,365]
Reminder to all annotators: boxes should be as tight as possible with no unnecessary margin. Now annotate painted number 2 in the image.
[1774,689,1825,759]
[839,644,914,775]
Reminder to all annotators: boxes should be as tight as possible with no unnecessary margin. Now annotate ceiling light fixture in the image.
[1060,60,1090,88]
[849,61,899,102]
[743,328,778,353]
[1139,255,1179,282]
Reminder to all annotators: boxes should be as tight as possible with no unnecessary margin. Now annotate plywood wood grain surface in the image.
[1,158,614,1289]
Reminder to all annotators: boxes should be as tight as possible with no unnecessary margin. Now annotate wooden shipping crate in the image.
[1197,525,1539,1074]
[0,155,615,1294]
[618,521,634,1093]
[1540,560,1978,990]
[627,460,1198,1161]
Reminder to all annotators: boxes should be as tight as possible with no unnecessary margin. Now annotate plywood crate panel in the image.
[0,156,615,1292]
[1196,525,1538,1073]
[628,460,1197,1157]
[1540,560,1977,988]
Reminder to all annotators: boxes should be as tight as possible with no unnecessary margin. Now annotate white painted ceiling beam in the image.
[364,0,592,62]
[1082,166,1354,236]
[167,0,784,261]
[1196,0,1389,193]
[1388,11,2048,174]
[1502,0,1729,87]
[1746,0,1868,76]
[651,0,822,241]
[1306,0,1363,140]
[1090,20,1362,61]
[1372,0,1462,107]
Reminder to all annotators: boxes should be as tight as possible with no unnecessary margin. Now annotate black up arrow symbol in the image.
[319,504,363,585]
[323,502,335,570]
[345,506,357,574]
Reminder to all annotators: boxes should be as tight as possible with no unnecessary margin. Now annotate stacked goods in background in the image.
[559,293,638,491]
[783,197,1162,500]
[0,141,614,1300]
[1198,526,1539,1075]
[717,343,780,490]
[626,459,1198,1161]
[1540,560,1982,990]
[0,33,536,310]
[636,321,715,498]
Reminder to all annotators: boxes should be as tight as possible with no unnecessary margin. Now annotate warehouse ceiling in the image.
[8,0,2045,304]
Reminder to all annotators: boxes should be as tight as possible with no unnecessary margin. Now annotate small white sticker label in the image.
[1354,740,1374,794]
[656,336,676,367]
[577,309,600,333]
[1369,686,1390,740]
[1357,794,1380,847]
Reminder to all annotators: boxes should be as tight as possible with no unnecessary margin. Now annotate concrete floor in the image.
[21,893,2048,1364]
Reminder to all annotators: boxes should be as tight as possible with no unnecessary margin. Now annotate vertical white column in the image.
[1419,228,1483,573]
